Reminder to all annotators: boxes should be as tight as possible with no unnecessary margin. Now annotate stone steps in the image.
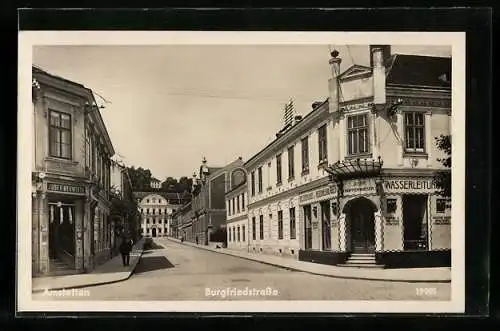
[337,253,385,269]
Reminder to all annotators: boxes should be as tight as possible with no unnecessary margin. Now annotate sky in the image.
[33,44,451,180]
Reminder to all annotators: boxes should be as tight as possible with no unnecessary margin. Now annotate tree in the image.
[433,134,451,197]
[161,177,178,192]
[127,166,153,191]
[178,176,193,193]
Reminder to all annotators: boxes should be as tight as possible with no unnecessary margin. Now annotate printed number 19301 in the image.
[416,287,437,296]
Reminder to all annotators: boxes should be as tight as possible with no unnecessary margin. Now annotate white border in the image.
[17,31,466,313]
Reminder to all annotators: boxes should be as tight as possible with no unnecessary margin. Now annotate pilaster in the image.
[425,110,433,167]
[38,193,49,274]
[396,110,404,166]
[338,213,347,252]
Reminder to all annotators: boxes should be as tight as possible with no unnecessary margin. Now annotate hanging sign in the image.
[47,183,85,195]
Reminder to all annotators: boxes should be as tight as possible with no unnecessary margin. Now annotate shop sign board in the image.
[47,183,86,195]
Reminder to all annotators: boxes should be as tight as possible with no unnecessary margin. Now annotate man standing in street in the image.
[119,233,133,267]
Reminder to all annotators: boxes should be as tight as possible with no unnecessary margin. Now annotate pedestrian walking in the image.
[119,234,133,267]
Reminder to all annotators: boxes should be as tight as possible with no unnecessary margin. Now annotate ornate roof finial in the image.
[202,156,207,164]
[330,49,339,58]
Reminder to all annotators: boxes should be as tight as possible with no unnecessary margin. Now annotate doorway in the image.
[48,202,76,259]
[303,205,312,250]
[402,195,428,250]
[152,228,157,238]
[345,197,376,253]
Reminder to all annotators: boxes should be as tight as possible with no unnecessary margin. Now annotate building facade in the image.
[135,190,185,238]
[32,66,115,276]
[189,157,245,245]
[225,168,248,250]
[245,46,451,268]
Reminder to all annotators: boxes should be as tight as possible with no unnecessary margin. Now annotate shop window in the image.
[405,112,425,153]
[278,210,284,239]
[347,114,369,156]
[321,201,331,250]
[304,205,312,250]
[49,110,72,159]
[436,199,447,213]
[387,199,397,214]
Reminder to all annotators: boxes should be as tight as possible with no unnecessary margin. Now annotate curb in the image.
[32,241,145,293]
[165,238,451,284]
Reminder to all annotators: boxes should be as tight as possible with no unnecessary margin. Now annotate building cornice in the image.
[248,176,330,210]
[226,214,249,223]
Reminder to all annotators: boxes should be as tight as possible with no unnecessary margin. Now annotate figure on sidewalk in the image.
[119,233,133,267]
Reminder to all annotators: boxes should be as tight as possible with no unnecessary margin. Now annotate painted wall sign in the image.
[47,183,85,195]
[385,216,400,226]
[384,178,437,193]
[343,178,377,196]
[433,216,451,225]
[299,185,337,204]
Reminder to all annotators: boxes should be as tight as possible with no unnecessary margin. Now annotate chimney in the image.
[369,45,391,67]
[371,46,387,106]
[328,49,342,113]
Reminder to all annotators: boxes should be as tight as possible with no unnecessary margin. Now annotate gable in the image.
[338,65,373,81]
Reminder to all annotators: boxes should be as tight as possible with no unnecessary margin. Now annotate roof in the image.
[133,191,191,204]
[385,54,451,89]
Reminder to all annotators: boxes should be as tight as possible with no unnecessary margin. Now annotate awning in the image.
[325,157,383,181]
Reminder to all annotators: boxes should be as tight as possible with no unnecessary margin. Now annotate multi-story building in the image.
[225,167,248,250]
[245,46,451,268]
[32,66,115,276]
[134,188,186,238]
[175,201,193,241]
[190,157,245,245]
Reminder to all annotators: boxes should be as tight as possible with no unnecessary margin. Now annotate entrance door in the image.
[347,198,376,253]
[402,195,428,250]
[49,203,76,258]
[152,228,157,238]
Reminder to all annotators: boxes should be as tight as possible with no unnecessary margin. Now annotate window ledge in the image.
[344,153,372,161]
[45,156,78,165]
[301,168,310,176]
[288,176,295,182]
[404,152,428,159]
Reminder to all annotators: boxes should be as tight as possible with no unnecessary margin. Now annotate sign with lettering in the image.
[385,216,400,226]
[384,178,437,193]
[299,185,338,204]
[433,216,451,225]
[343,178,377,196]
[47,183,86,195]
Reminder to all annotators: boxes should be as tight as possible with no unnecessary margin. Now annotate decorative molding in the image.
[387,96,451,109]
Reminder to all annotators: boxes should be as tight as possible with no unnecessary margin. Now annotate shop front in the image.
[32,179,87,276]
[299,163,451,268]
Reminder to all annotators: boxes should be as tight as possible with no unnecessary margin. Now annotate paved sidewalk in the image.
[166,237,451,283]
[32,238,145,293]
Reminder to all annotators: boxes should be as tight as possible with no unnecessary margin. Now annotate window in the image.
[252,217,256,240]
[141,208,144,214]
[288,145,295,180]
[405,112,425,152]
[258,167,263,193]
[227,200,231,216]
[232,198,235,215]
[436,199,447,213]
[159,199,162,203]
[237,196,240,213]
[301,137,309,173]
[146,199,150,203]
[278,210,283,239]
[85,129,91,168]
[242,225,246,242]
[159,209,162,215]
[321,201,331,250]
[242,193,245,211]
[237,226,241,242]
[147,208,150,214]
[289,207,296,239]
[347,114,369,155]
[259,215,264,240]
[318,124,328,163]
[233,227,236,242]
[49,110,72,159]
[387,199,397,214]
[251,171,256,196]
[267,162,271,189]
[276,154,282,184]
[152,209,155,215]
[152,218,156,224]
[146,219,150,224]
[228,227,232,241]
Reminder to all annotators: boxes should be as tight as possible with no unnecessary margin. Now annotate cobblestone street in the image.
[33,239,451,301]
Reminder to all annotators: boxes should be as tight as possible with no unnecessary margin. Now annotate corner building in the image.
[246,46,451,268]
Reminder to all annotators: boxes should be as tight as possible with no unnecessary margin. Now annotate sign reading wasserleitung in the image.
[384,178,437,193]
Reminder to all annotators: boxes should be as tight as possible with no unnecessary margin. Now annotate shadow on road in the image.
[134,256,175,275]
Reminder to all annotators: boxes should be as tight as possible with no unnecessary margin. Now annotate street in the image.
[33,238,451,301]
